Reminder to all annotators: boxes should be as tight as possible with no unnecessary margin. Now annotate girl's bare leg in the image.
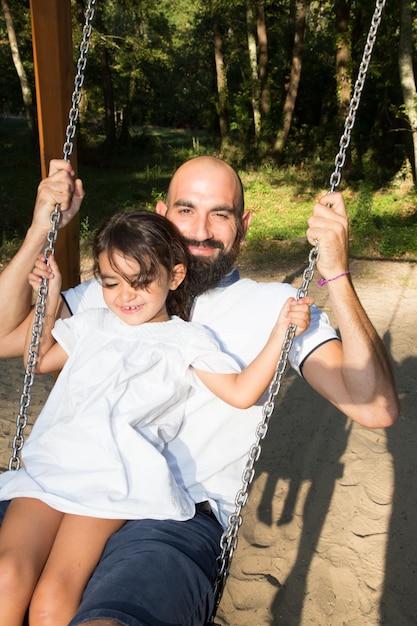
[29,514,125,626]
[0,498,63,626]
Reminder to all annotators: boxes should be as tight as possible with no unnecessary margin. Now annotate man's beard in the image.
[184,237,240,298]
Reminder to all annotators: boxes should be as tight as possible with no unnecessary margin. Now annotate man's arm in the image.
[302,192,399,428]
[0,160,83,358]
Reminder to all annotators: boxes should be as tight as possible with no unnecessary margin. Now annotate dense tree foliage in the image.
[0,0,415,182]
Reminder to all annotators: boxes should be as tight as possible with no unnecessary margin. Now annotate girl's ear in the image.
[169,263,187,290]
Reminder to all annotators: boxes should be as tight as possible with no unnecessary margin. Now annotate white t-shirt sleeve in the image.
[185,323,241,375]
[51,309,98,356]
[289,303,339,377]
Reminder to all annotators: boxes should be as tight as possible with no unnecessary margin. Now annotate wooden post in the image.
[29,0,80,290]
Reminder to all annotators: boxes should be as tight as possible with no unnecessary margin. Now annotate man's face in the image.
[156,159,251,294]
[156,158,250,258]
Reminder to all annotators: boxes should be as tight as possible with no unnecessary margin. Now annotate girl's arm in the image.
[24,255,69,374]
[194,296,313,409]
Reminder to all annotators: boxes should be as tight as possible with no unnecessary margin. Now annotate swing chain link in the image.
[63,0,96,161]
[211,0,387,615]
[8,209,61,471]
[329,0,386,192]
[9,0,96,471]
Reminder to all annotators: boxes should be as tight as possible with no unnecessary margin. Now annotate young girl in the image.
[0,210,312,625]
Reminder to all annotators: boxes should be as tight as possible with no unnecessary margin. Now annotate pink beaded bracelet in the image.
[317,270,350,286]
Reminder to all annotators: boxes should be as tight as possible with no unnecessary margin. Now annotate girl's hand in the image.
[276,296,314,337]
[28,254,62,298]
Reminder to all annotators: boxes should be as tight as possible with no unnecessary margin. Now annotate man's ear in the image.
[241,211,252,240]
[156,200,168,216]
[169,263,187,290]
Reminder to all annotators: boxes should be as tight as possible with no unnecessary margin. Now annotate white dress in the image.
[0,310,239,520]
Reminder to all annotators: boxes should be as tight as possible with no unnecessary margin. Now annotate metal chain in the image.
[329,0,387,192]
[9,0,96,471]
[63,0,96,161]
[210,0,387,615]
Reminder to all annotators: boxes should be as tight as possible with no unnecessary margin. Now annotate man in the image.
[0,157,399,626]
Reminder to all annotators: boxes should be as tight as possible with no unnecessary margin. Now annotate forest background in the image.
[0,0,416,269]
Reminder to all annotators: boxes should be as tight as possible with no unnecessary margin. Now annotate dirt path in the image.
[1,258,416,625]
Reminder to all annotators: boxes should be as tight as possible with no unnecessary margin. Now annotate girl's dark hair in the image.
[92,210,191,319]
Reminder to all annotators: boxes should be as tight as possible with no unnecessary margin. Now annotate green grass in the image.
[1,118,416,274]
[240,163,417,270]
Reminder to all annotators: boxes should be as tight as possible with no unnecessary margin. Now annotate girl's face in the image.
[98,251,185,326]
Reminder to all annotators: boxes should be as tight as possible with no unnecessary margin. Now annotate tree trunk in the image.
[1,0,36,137]
[119,68,136,146]
[246,0,261,146]
[334,0,351,121]
[273,0,308,162]
[211,0,229,146]
[120,16,141,146]
[257,0,269,126]
[398,0,417,183]
[100,45,116,149]
[95,6,116,149]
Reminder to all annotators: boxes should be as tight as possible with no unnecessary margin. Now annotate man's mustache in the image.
[184,238,224,251]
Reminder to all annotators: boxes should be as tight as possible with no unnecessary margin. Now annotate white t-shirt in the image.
[63,273,338,527]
